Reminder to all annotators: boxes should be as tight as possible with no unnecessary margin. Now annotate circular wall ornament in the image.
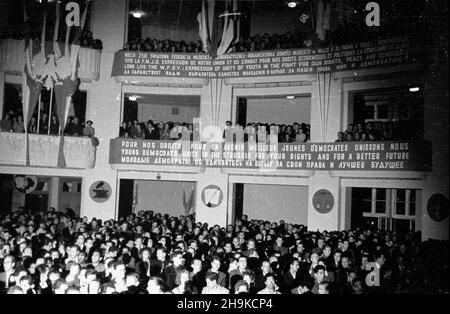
[201,185,223,208]
[427,193,449,222]
[312,189,334,214]
[89,181,112,203]
[13,175,38,194]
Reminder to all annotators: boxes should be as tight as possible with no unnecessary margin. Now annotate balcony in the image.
[0,39,101,82]
[0,132,96,169]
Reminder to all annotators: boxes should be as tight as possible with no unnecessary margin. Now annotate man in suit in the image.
[163,250,185,290]
[150,247,169,277]
[281,258,303,293]
[0,255,19,293]
[207,256,227,287]
[229,256,248,290]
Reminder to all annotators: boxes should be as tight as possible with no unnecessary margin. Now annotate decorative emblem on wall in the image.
[312,189,334,214]
[89,181,112,203]
[427,193,449,222]
[201,185,223,208]
[13,175,38,194]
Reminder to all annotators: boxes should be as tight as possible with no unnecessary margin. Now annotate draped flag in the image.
[197,0,240,59]
[22,0,91,168]
[183,189,195,216]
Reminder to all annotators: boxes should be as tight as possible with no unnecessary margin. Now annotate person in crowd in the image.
[71,117,83,137]
[39,113,49,134]
[49,114,60,135]
[27,116,38,134]
[13,115,25,133]
[202,272,229,294]
[257,273,280,294]
[0,113,12,132]
[82,120,95,137]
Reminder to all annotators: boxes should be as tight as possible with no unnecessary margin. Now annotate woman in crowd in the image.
[27,116,38,134]
[49,115,60,135]
[13,116,25,133]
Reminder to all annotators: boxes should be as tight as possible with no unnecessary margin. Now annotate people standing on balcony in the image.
[129,120,139,139]
[119,122,128,138]
[12,115,25,133]
[39,113,49,135]
[27,117,38,134]
[82,120,95,138]
[71,117,83,137]
[49,115,60,136]
[134,123,145,139]
[0,113,12,132]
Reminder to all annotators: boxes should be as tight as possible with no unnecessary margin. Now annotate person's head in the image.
[313,265,326,283]
[352,279,364,294]
[191,258,202,273]
[341,256,350,269]
[91,250,101,264]
[238,256,247,270]
[156,247,166,261]
[234,280,249,294]
[375,252,386,267]
[3,255,15,272]
[323,245,332,257]
[318,281,330,294]
[211,256,221,272]
[242,270,255,286]
[333,250,342,263]
[66,286,80,294]
[205,272,218,288]
[54,279,69,294]
[261,260,272,274]
[147,276,164,294]
[361,255,369,268]
[68,262,81,277]
[264,273,277,290]
[19,275,34,292]
[310,252,319,264]
[126,273,140,287]
[172,251,184,267]
[113,261,126,280]
[289,258,300,273]
[175,269,190,286]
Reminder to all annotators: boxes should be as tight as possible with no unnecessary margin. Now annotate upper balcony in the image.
[0,39,101,82]
[0,132,96,169]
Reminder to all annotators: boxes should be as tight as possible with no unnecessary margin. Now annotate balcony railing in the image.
[0,39,101,82]
[0,132,96,169]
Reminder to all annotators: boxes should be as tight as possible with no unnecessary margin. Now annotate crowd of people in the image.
[0,207,448,295]
[124,31,311,54]
[0,29,103,50]
[0,111,95,138]
[119,119,311,143]
[336,121,417,142]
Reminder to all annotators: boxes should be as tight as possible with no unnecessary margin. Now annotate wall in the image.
[142,25,199,43]
[246,96,311,125]
[135,180,196,217]
[138,103,199,124]
[243,184,308,225]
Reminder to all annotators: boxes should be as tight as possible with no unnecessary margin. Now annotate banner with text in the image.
[110,140,431,171]
[111,37,412,79]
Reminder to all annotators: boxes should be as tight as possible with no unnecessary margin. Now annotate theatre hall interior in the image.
[0,0,448,297]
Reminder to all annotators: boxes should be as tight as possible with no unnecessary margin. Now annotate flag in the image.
[197,0,239,58]
[22,0,91,168]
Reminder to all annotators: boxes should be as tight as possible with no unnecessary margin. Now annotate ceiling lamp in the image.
[128,96,138,101]
[286,96,295,99]
[131,0,144,19]
[288,1,297,8]
[409,87,420,92]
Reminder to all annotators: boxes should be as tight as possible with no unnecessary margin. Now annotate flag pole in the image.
[48,87,53,134]
[37,95,41,134]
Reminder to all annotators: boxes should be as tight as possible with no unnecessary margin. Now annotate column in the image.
[195,168,229,227]
[0,71,5,116]
[421,33,449,240]
[49,177,60,210]
[307,172,340,232]
[80,0,127,221]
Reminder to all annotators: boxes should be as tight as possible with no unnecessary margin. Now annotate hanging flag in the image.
[197,0,239,58]
[22,0,91,168]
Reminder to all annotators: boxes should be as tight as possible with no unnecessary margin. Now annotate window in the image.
[355,187,419,232]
